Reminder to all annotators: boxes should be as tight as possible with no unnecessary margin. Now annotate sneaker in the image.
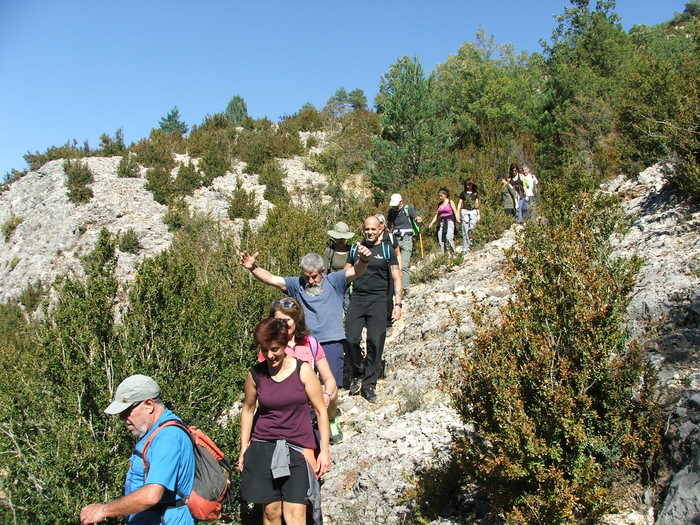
[361,387,377,403]
[329,419,344,444]
[349,378,362,396]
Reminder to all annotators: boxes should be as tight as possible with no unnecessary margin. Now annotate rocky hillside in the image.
[322,165,699,524]
[0,136,330,305]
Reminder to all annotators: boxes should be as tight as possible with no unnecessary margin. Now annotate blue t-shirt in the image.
[284,269,347,343]
[124,409,195,525]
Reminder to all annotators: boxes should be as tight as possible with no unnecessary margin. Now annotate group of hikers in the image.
[78,166,540,525]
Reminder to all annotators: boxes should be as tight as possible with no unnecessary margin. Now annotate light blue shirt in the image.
[124,409,195,525]
[284,269,347,343]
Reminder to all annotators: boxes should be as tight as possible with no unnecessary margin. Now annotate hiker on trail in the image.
[80,375,195,525]
[239,318,330,525]
[376,213,401,327]
[259,297,343,444]
[322,222,354,273]
[508,163,526,222]
[428,188,458,253]
[386,193,421,296]
[500,173,519,218]
[240,244,372,390]
[344,216,402,402]
[521,164,539,214]
[456,180,480,253]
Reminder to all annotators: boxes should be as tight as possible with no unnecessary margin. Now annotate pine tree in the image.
[158,106,188,135]
[225,95,248,125]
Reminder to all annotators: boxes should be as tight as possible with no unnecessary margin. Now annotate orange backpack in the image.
[138,420,231,521]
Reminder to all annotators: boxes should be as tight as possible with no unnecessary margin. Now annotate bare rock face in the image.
[0,157,172,304]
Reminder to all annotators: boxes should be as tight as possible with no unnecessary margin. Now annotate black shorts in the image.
[240,441,310,504]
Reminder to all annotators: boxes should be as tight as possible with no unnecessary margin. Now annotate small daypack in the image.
[137,421,231,521]
[349,241,391,262]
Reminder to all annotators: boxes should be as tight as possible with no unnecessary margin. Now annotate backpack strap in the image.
[133,420,194,503]
[349,244,358,263]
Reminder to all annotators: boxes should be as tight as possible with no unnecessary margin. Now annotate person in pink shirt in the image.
[428,188,459,253]
[258,298,341,443]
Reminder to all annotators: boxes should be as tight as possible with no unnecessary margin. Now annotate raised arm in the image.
[237,372,258,472]
[344,243,372,282]
[240,251,287,290]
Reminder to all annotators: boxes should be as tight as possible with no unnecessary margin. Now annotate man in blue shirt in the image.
[80,375,195,525]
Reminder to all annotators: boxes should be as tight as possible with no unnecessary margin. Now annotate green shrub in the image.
[118,228,141,254]
[63,159,94,204]
[116,154,140,178]
[279,103,325,133]
[131,129,178,170]
[227,178,260,220]
[98,129,126,156]
[200,148,230,186]
[239,127,304,175]
[18,280,46,312]
[172,161,202,196]
[259,160,289,205]
[163,200,189,231]
[1,169,28,193]
[144,167,174,205]
[24,139,91,171]
[186,113,238,159]
[9,257,20,271]
[448,195,662,523]
[305,135,320,149]
[2,215,23,242]
[411,252,463,284]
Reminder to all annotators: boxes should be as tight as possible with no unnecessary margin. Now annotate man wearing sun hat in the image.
[79,375,195,525]
[323,221,355,273]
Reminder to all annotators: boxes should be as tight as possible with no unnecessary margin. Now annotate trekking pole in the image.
[419,232,424,258]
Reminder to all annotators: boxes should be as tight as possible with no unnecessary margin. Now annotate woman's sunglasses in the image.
[272,298,297,309]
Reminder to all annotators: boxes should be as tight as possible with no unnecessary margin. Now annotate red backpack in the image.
[138,421,231,521]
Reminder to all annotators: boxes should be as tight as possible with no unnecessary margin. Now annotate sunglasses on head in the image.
[272,298,297,309]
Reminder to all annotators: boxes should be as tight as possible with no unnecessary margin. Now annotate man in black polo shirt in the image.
[344,216,402,402]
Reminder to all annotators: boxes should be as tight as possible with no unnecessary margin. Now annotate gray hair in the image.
[300,253,325,273]
[375,213,386,224]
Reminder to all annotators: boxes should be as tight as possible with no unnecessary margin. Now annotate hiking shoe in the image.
[329,419,344,444]
[349,378,362,396]
[361,387,377,403]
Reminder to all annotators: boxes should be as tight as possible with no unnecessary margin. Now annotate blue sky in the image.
[0,0,687,176]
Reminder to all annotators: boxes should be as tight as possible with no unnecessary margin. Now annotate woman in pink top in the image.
[428,187,459,253]
[258,298,339,433]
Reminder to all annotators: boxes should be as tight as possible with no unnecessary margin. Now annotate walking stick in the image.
[419,232,424,258]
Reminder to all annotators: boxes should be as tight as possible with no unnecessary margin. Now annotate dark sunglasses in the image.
[120,400,143,418]
[272,298,297,309]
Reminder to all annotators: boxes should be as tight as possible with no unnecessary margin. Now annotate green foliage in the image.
[279,103,325,133]
[2,215,23,242]
[239,125,303,174]
[18,280,46,312]
[98,129,126,156]
[186,113,238,159]
[200,147,230,186]
[411,252,463,284]
[449,195,662,523]
[63,159,94,204]
[1,169,28,193]
[158,106,188,135]
[131,129,179,171]
[259,160,289,205]
[118,228,141,254]
[116,154,140,178]
[227,177,260,220]
[23,139,91,171]
[225,95,248,125]
[144,166,173,205]
[172,161,202,195]
[371,56,455,198]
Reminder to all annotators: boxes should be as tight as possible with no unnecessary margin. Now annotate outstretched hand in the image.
[240,251,258,270]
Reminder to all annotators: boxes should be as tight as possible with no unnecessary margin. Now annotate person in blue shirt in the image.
[80,375,195,525]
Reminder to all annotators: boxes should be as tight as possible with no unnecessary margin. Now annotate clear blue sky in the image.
[0,0,686,176]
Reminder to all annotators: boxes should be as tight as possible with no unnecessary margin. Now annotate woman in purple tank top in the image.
[238,318,330,525]
[428,187,459,253]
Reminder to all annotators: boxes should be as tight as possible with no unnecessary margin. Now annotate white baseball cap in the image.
[104,374,161,415]
[389,193,402,206]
